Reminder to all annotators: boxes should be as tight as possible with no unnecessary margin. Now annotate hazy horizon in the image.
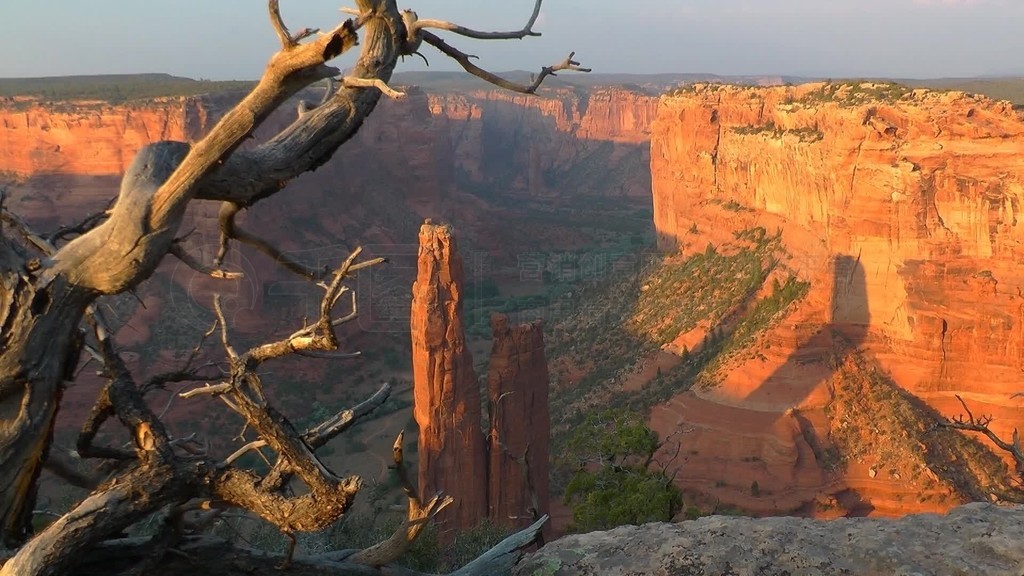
[1,1,1022,81]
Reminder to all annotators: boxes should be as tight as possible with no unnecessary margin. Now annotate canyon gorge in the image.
[3,74,1024,540]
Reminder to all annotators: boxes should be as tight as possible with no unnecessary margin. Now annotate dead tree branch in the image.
[46,200,114,245]
[342,77,407,98]
[406,0,543,40]
[403,0,588,94]
[347,431,453,566]
[169,242,244,281]
[215,201,333,282]
[269,0,320,48]
[421,33,589,94]
[943,394,1024,475]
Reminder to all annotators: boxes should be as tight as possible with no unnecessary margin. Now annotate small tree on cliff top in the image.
[0,2,588,575]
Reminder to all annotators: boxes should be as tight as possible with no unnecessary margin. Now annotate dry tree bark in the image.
[943,395,1024,485]
[0,1,582,574]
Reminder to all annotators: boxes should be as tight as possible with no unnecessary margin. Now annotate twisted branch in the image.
[943,394,1024,474]
[268,0,320,48]
[421,32,589,94]
[347,431,453,566]
[407,0,542,39]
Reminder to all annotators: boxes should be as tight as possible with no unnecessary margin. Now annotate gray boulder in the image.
[514,503,1024,576]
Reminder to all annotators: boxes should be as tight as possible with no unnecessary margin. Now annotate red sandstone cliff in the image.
[410,222,488,531]
[486,313,550,529]
[649,82,1024,516]
[0,97,213,176]
[0,85,632,525]
[1,85,657,267]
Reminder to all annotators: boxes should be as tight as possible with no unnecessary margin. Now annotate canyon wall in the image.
[649,82,1024,515]
[430,87,657,202]
[0,85,657,228]
[0,81,656,389]
[0,97,214,176]
[0,82,643,529]
[0,85,658,354]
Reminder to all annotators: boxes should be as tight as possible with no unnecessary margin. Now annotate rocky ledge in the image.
[514,503,1024,575]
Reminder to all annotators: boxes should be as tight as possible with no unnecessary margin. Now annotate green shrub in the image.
[562,409,681,532]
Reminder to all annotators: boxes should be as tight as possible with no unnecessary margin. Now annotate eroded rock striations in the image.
[0,97,214,176]
[410,222,488,531]
[487,313,551,529]
[514,503,1024,576]
[411,226,553,534]
[648,83,1024,515]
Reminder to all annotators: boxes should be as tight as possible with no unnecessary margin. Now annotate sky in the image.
[0,0,1022,80]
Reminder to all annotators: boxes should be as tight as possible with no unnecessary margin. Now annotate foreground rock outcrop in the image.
[515,503,1024,575]
[411,222,488,531]
[647,82,1024,515]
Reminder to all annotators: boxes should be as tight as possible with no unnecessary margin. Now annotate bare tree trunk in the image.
[0,272,90,545]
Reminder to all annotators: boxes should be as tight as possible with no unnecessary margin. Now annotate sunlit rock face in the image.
[0,97,209,176]
[648,83,1024,516]
[410,222,488,532]
[410,228,555,535]
[487,313,550,531]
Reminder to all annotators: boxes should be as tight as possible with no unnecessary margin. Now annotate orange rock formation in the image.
[649,82,1024,516]
[410,222,488,531]
[0,97,211,176]
[410,227,553,534]
[487,313,550,529]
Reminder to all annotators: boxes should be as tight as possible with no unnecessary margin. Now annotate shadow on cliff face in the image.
[739,254,874,515]
[742,254,869,408]
[736,253,1021,514]
[454,91,654,205]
